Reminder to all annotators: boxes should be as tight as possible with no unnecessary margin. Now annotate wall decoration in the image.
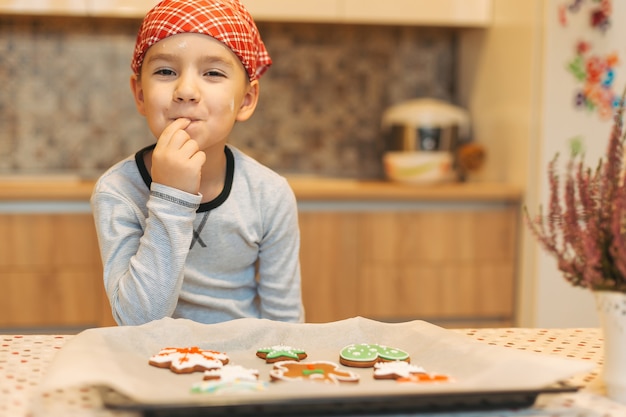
[559,0,612,32]
[559,0,618,120]
[566,41,619,119]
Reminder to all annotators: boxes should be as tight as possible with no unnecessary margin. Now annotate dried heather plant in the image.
[524,89,626,292]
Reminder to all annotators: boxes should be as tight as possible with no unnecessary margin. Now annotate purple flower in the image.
[524,88,626,292]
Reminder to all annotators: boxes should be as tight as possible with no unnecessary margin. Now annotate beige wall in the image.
[457,0,544,326]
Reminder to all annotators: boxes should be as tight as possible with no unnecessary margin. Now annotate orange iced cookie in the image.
[149,346,229,374]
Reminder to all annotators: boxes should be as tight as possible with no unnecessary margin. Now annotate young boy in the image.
[90,0,304,325]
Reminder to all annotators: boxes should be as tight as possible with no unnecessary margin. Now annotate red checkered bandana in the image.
[131,0,271,81]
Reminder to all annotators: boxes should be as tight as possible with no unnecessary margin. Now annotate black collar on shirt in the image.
[134,144,234,213]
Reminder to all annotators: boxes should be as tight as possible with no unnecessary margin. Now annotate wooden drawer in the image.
[0,213,114,329]
[299,206,518,327]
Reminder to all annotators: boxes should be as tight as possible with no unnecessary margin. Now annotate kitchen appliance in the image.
[381,98,471,152]
[381,98,470,183]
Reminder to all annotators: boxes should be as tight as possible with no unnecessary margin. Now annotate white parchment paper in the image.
[39,317,593,406]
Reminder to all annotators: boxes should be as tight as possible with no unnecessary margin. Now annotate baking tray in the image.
[100,382,579,416]
[40,317,594,416]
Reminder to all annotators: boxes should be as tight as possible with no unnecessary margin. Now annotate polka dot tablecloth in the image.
[1,328,625,417]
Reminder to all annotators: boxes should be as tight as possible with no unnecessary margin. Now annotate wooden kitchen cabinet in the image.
[0,213,115,329]
[244,0,492,26]
[0,0,87,15]
[341,0,492,26]
[298,212,361,322]
[0,180,520,330]
[85,0,157,17]
[0,0,492,27]
[242,0,340,22]
[299,206,518,327]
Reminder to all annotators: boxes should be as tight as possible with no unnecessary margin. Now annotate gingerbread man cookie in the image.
[269,361,360,384]
[148,347,229,374]
[339,343,410,368]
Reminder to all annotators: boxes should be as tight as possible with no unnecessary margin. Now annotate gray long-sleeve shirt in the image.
[90,145,304,325]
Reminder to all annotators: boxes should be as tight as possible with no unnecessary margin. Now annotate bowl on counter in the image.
[383,151,454,184]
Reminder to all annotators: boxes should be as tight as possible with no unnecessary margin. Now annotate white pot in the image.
[595,290,626,404]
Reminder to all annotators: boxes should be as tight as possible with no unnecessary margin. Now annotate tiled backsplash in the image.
[0,15,456,179]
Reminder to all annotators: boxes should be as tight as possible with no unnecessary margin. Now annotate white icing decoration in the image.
[149,347,228,372]
[373,361,425,378]
[203,365,259,383]
[192,380,268,394]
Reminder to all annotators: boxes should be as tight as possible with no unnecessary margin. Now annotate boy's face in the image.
[130,33,259,151]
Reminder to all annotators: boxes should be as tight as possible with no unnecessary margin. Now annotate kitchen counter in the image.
[0,177,522,202]
[288,178,522,202]
[0,178,96,201]
[2,327,624,417]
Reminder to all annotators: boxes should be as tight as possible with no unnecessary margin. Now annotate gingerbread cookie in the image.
[192,364,267,394]
[398,373,451,383]
[192,380,268,394]
[203,364,259,382]
[148,347,229,374]
[192,369,268,395]
[269,360,360,384]
[256,345,307,363]
[373,361,425,380]
[339,343,410,368]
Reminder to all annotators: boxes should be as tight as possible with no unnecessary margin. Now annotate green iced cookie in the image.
[339,343,410,367]
[256,345,307,363]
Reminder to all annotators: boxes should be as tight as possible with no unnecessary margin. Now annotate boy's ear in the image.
[130,74,147,116]
[236,80,260,122]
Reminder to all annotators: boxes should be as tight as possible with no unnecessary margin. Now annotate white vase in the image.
[595,290,626,404]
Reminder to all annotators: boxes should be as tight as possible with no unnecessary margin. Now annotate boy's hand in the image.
[151,118,206,195]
